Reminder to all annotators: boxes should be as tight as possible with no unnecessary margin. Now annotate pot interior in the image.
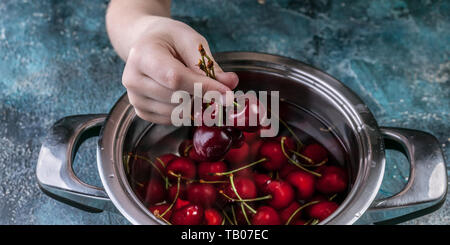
[121,69,364,224]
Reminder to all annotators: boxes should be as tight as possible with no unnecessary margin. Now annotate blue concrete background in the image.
[0,0,448,224]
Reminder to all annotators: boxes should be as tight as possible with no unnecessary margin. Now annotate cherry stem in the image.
[123,154,131,174]
[229,174,257,214]
[159,175,181,218]
[310,219,320,225]
[221,208,235,225]
[240,203,252,225]
[230,205,238,225]
[267,107,304,149]
[168,170,194,182]
[199,179,229,184]
[289,150,329,167]
[215,158,267,176]
[280,138,322,177]
[285,200,319,225]
[183,144,193,157]
[329,194,337,201]
[219,190,272,202]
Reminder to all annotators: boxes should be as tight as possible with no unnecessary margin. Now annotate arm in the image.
[106,0,238,124]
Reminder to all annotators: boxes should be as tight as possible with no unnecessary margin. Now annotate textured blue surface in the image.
[0,0,448,224]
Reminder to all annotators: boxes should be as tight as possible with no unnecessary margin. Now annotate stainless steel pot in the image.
[36,52,447,225]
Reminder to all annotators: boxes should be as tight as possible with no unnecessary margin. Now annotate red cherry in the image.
[249,140,263,159]
[225,142,250,165]
[251,206,281,225]
[279,163,298,179]
[144,179,165,205]
[264,180,295,210]
[166,157,196,180]
[280,202,302,224]
[276,136,296,151]
[170,204,204,225]
[193,126,232,161]
[226,94,266,132]
[258,140,289,171]
[168,183,187,202]
[316,166,348,194]
[204,208,223,225]
[149,203,172,220]
[286,170,316,200]
[253,173,271,193]
[224,127,245,148]
[198,161,227,181]
[192,102,221,125]
[174,199,190,210]
[300,143,328,164]
[307,201,338,221]
[223,176,257,200]
[186,183,217,207]
[133,181,147,201]
[153,153,176,177]
[243,131,258,143]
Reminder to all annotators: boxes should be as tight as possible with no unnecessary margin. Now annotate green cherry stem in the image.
[241,203,252,225]
[289,150,329,167]
[215,158,267,176]
[199,179,229,184]
[280,138,321,177]
[159,174,181,218]
[231,205,238,225]
[221,209,235,225]
[285,200,319,225]
[130,154,169,183]
[229,174,257,214]
[219,191,272,202]
[310,219,320,225]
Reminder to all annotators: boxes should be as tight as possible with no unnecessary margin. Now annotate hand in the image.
[122,17,239,124]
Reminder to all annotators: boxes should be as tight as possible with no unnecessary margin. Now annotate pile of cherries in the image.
[126,107,349,225]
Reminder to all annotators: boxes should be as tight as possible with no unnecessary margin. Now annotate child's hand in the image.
[121,17,238,124]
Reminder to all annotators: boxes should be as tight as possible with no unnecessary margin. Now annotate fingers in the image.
[134,108,172,125]
[128,94,175,117]
[139,46,231,95]
[215,71,239,90]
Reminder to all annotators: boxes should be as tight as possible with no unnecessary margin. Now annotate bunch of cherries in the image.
[124,45,349,225]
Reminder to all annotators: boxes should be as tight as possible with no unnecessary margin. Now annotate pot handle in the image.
[363,127,447,224]
[36,114,112,212]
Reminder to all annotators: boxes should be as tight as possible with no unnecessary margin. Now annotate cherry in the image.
[166,157,196,180]
[204,208,223,225]
[174,198,191,210]
[192,101,221,125]
[249,139,263,159]
[251,206,281,225]
[316,166,348,194]
[168,183,187,202]
[280,202,302,224]
[170,204,204,225]
[225,142,250,165]
[133,181,147,201]
[264,180,295,210]
[276,136,296,151]
[257,140,289,171]
[198,161,227,181]
[149,203,173,220]
[307,201,338,221]
[300,143,328,164]
[279,163,298,179]
[186,183,217,207]
[144,179,165,205]
[222,176,257,200]
[152,153,176,177]
[226,94,266,132]
[224,127,245,148]
[253,173,271,193]
[235,204,255,224]
[243,131,258,143]
[193,126,232,161]
[286,170,316,200]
